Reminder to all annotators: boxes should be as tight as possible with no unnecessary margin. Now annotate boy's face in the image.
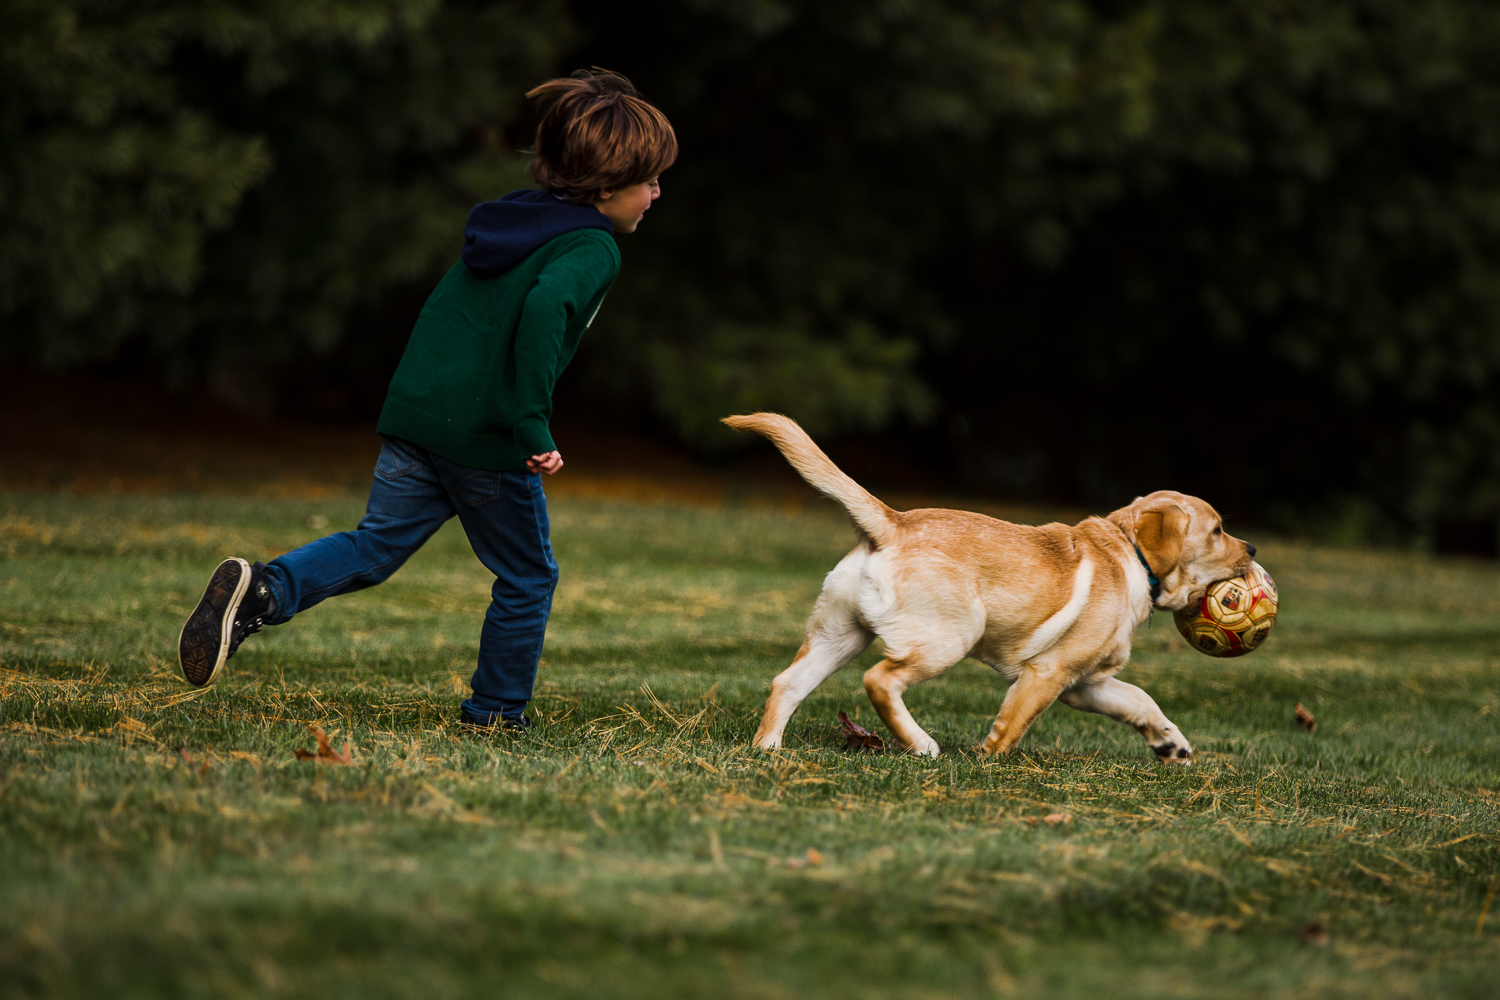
[592,177,660,233]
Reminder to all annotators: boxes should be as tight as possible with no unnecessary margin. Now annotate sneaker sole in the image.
[178,558,250,687]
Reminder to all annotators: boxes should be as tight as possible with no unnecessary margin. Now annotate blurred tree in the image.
[3,0,1498,550]
[0,0,569,402]
[570,0,1164,446]
[571,0,1500,549]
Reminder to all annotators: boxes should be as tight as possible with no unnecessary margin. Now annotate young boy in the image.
[176,69,677,731]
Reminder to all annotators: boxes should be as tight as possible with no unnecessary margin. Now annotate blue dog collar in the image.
[1134,545,1162,604]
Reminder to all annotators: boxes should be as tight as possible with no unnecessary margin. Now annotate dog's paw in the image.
[907,739,941,758]
[1150,740,1194,765]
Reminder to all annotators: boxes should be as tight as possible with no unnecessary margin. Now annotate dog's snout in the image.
[1246,542,1257,557]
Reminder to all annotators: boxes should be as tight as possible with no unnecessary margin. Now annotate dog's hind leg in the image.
[753,612,871,751]
[862,654,957,757]
[1058,676,1193,764]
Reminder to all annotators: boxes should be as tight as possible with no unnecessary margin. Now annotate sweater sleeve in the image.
[510,236,618,455]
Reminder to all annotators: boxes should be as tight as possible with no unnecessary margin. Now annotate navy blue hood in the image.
[461,189,613,278]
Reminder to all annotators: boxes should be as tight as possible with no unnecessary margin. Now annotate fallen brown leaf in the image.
[780,849,826,870]
[295,725,354,765]
[838,710,885,751]
[1298,922,1331,946]
[1295,703,1317,733]
[176,747,209,775]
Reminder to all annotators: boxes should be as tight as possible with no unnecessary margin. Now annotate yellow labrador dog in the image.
[724,412,1256,763]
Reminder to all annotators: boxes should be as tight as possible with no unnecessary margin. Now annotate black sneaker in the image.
[177,558,274,687]
[458,707,532,734]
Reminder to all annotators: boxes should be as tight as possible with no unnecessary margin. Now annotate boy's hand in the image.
[527,451,564,475]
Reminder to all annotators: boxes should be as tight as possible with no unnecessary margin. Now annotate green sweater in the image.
[377,229,620,470]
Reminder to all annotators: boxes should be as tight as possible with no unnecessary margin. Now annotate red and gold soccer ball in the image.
[1172,561,1278,658]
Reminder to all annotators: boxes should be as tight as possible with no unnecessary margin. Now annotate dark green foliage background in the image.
[0,0,567,376]
[4,0,1500,546]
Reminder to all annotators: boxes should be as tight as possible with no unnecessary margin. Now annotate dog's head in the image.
[1107,490,1255,612]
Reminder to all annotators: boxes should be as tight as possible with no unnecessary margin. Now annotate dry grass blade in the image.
[1477,881,1498,938]
[640,683,681,726]
[1295,703,1317,732]
[113,717,163,746]
[838,710,885,751]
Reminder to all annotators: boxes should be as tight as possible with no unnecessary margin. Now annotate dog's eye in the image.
[1213,525,1222,536]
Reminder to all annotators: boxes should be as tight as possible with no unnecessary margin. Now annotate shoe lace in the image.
[227,612,266,657]
[227,572,273,657]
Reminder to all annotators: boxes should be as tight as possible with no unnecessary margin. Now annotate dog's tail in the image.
[722,412,898,548]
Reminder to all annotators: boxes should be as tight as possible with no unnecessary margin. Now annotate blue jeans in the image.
[261,436,558,720]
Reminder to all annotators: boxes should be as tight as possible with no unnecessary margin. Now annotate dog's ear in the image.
[1135,502,1188,577]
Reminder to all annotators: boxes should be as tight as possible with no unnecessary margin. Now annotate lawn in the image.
[1,490,1497,998]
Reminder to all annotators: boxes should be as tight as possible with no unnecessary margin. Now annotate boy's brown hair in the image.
[526,68,677,205]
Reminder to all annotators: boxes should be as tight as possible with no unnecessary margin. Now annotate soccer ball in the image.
[1172,561,1278,658]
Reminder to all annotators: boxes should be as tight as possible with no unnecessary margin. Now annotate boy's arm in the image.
[510,237,619,458]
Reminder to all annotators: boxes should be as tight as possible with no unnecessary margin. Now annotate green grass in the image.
[2,491,1498,999]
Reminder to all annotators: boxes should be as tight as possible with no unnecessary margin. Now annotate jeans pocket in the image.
[374,437,426,481]
[444,468,502,507]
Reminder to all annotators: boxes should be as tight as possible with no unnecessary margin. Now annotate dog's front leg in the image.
[1058,676,1193,764]
[978,667,1072,756]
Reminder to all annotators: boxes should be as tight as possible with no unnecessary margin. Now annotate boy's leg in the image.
[178,437,455,686]
[434,460,558,726]
[261,437,456,620]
